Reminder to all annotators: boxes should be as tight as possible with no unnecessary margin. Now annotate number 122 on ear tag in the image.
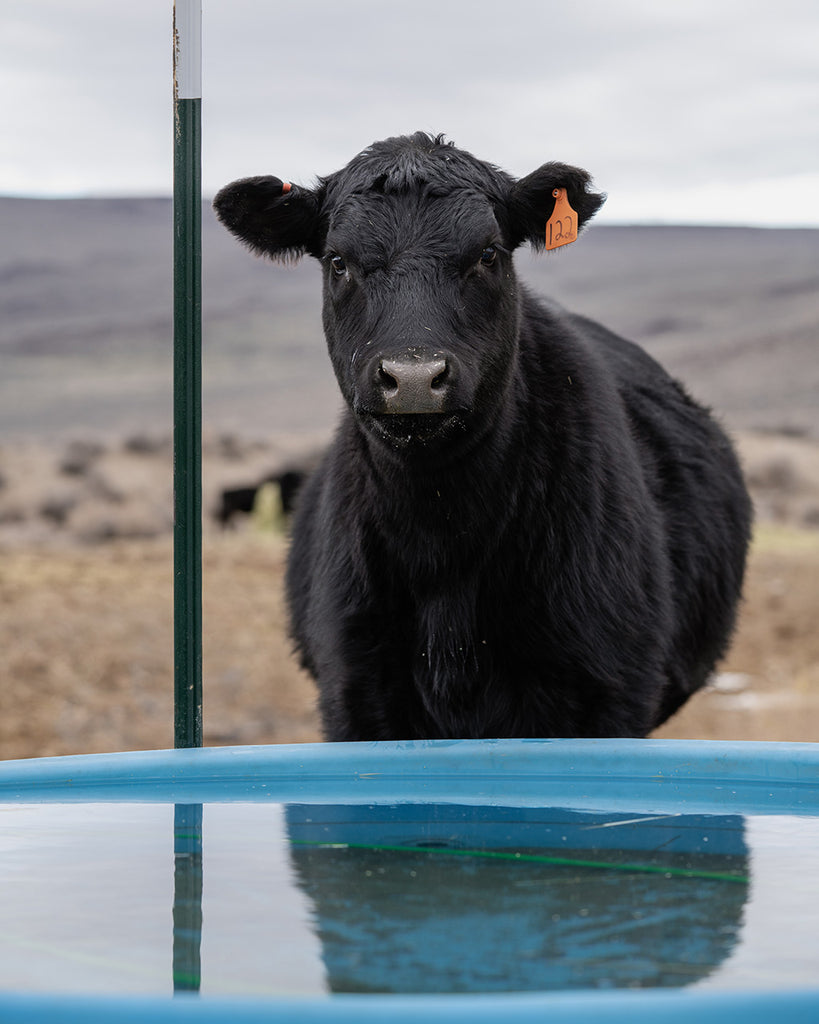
[546,187,578,250]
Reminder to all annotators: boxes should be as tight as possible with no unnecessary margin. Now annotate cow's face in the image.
[318,184,523,451]
[214,133,604,454]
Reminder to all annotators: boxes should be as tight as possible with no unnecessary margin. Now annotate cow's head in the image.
[214,133,604,454]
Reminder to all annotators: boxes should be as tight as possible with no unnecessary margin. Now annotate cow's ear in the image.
[507,162,605,251]
[213,176,323,261]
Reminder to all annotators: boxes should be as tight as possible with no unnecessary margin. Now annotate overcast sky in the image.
[1,0,817,225]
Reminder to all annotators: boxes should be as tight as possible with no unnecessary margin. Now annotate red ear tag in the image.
[281,181,292,194]
[545,187,578,250]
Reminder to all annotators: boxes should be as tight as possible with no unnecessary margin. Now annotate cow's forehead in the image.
[326,188,501,266]
[319,136,512,265]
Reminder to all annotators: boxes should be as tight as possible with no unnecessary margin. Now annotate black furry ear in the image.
[508,162,605,251]
[213,176,323,261]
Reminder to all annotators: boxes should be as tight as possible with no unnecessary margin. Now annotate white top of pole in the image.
[174,0,202,100]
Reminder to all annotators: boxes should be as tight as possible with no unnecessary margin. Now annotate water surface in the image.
[0,801,815,996]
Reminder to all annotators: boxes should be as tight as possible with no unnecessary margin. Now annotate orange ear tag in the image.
[545,187,578,250]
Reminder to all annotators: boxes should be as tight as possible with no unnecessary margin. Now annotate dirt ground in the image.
[1,432,818,760]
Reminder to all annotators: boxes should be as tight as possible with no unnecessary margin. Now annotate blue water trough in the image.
[1,738,818,1022]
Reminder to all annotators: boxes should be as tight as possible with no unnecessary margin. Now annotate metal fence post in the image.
[173,1,203,749]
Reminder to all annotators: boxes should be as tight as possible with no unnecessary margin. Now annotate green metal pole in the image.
[173,1,203,749]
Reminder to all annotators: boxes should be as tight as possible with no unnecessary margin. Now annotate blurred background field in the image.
[1,201,818,758]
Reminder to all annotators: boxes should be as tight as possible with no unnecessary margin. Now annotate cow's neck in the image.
[357,392,527,577]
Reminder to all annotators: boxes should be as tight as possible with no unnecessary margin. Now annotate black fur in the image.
[214,132,752,741]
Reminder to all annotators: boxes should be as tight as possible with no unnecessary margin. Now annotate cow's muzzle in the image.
[377,356,449,414]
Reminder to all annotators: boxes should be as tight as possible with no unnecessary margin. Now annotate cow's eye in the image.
[479,246,497,267]
[330,254,347,277]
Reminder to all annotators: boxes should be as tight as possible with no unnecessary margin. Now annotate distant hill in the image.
[1,197,817,440]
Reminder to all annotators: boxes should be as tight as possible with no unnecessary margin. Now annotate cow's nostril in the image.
[377,364,398,393]
[431,364,448,391]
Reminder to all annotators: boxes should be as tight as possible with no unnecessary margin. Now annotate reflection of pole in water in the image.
[173,803,203,993]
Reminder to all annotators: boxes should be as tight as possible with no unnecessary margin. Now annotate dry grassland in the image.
[2,520,817,761]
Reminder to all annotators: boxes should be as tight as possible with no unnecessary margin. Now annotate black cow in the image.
[214,132,751,741]
[216,468,311,527]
